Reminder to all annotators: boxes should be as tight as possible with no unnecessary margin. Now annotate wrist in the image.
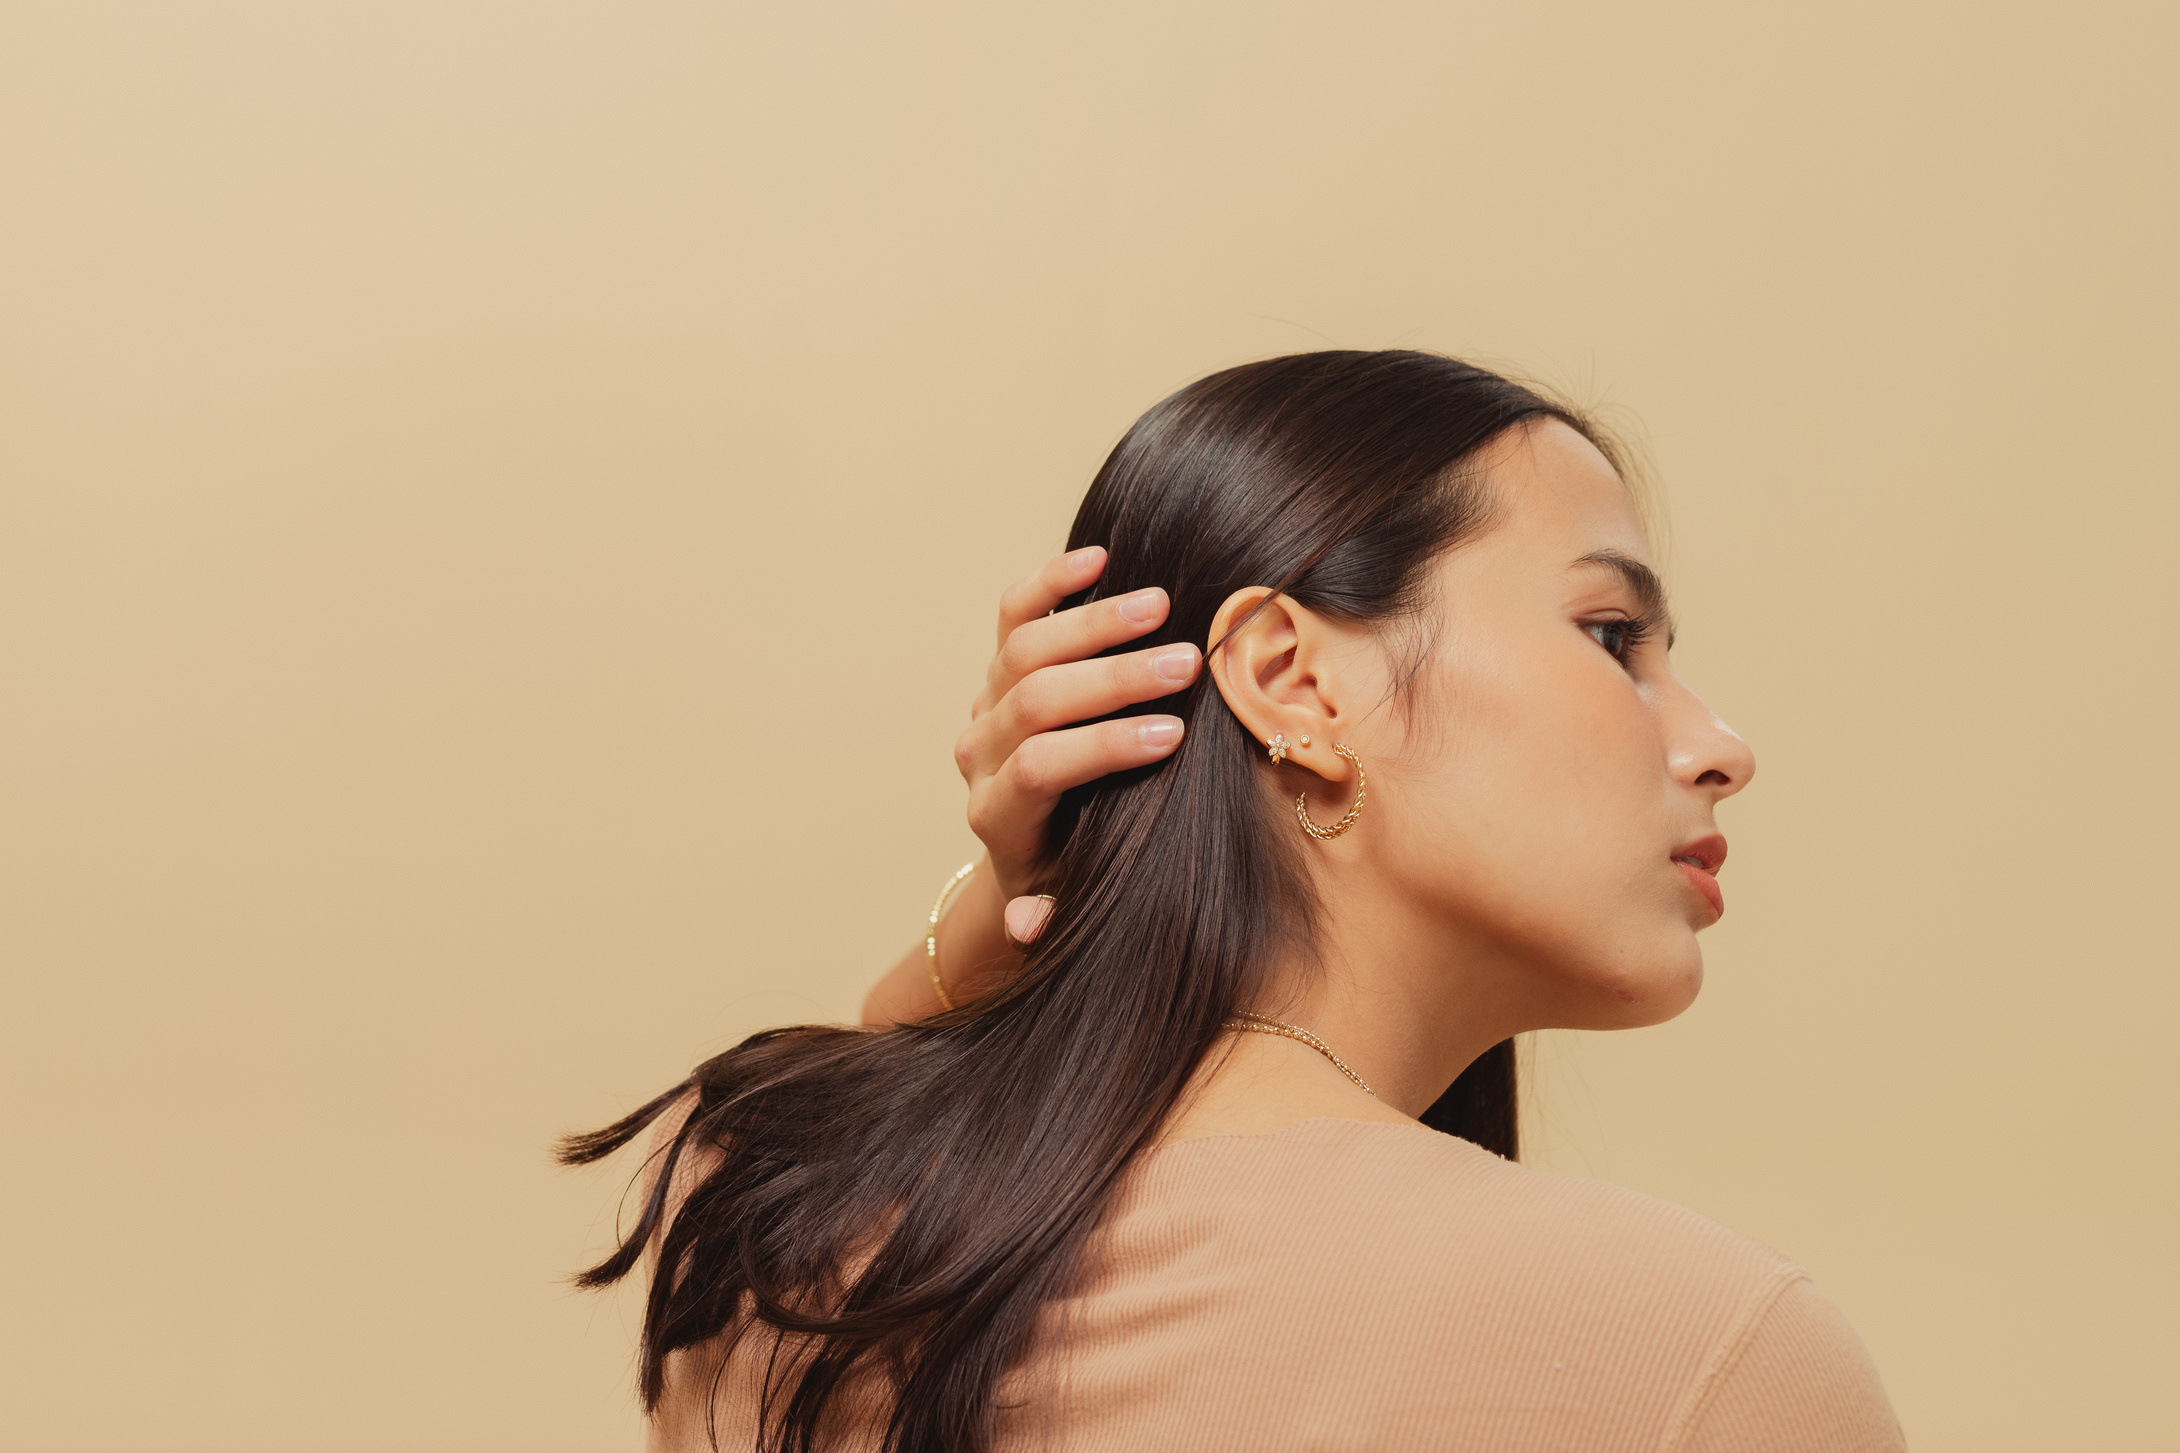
[932,856,1020,1005]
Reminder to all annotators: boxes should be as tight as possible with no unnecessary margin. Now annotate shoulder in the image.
[1666,1273,1907,1452]
[1014,1119,1905,1450]
[1088,1119,1903,1444]
[1140,1117,1795,1294]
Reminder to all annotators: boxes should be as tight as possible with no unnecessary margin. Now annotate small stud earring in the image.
[1266,732,1289,764]
[1299,735,1312,748]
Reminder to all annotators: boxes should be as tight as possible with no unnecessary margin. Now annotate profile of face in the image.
[1212,420,1755,1038]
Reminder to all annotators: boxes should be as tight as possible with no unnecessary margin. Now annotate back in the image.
[651,1118,1903,1452]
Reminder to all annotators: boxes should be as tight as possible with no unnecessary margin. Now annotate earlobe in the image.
[1294,745,1368,839]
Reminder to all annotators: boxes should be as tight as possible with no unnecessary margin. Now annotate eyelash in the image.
[1585,615,1657,667]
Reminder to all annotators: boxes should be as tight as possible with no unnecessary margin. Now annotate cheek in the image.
[1417,645,1656,855]
[1385,648,1695,991]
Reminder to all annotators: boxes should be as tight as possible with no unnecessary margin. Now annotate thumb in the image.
[1004,894,1056,945]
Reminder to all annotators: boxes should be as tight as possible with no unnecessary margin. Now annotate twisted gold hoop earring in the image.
[1296,744,1366,840]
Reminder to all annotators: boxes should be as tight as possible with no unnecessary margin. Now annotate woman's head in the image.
[564,350,1752,1453]
[1051,352,1751,1080]
[1209,418,1753,1045]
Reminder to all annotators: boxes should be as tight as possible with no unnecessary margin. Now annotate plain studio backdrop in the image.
[2,4,2173,1450]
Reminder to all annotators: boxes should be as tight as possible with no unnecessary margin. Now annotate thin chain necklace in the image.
[1223,1011,1376,1098]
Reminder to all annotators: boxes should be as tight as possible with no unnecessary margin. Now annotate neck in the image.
[1163,831,1544,1144]
[1245,864,1527,1120]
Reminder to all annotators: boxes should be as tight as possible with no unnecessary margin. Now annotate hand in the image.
[861,546,1199,1025]
[957,546,1201,934]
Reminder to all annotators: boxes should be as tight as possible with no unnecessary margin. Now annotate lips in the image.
[1671,833,1728,919]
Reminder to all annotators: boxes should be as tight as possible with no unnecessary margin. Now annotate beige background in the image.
[3,3,2173,1449]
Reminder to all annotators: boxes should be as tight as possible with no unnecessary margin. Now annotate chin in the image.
[1567,939,1705,1030]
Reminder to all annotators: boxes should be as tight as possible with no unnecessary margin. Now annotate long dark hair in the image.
[562,351,1602,1451]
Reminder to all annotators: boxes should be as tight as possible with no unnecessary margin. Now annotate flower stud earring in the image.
[1266,732,1290,764]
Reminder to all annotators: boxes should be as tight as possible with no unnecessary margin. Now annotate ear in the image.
[1205,588,1358,783]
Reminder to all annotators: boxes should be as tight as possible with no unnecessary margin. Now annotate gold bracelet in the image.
[925,861,977,1011]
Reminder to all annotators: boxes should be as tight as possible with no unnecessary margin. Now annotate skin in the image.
[861,547,1197,1020]
[864,420,1753,1143]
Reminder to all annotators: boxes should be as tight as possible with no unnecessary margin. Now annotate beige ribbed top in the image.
[652,1117,1904,1451]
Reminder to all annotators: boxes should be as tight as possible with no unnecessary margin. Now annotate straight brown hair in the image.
[562,350,1600,1451]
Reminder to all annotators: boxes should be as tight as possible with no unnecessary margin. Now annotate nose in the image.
[1663,677,1755,804]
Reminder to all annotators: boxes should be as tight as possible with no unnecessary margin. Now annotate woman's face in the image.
[1360,420,1754,1031]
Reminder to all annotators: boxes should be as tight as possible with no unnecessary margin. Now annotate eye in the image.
[1584,615,1655,668]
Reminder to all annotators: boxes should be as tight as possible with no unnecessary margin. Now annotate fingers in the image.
[996,546,1107,646]
[965,715,1187,860]
[965,547,1198,898]
[984,643,1200,760]
[979,585,1173,718]
[959,639,1199,785]
[1005,895,1056,945]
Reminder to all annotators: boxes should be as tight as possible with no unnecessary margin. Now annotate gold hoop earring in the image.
[1296,744,1366,840]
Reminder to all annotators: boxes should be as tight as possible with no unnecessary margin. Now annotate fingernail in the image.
[1068,546,1104,572]
[1006,895,1057,944]
[1152,645,1197,682]
[1138,718,1183,747]
[1117,588,1164,624]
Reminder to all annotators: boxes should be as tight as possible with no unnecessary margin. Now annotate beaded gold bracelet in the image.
[925,861,977,1011]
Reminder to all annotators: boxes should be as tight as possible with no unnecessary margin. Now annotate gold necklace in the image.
[1223,1012,1376,1098]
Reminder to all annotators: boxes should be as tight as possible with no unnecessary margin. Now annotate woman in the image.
[564,351,1904,1451]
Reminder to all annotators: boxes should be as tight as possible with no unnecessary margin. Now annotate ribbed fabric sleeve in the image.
[1667,1273,1906,1453]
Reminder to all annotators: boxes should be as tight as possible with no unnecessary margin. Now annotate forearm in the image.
[860,857,1021,1026]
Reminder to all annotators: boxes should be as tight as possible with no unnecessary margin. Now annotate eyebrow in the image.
[1570,549,1677,648]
